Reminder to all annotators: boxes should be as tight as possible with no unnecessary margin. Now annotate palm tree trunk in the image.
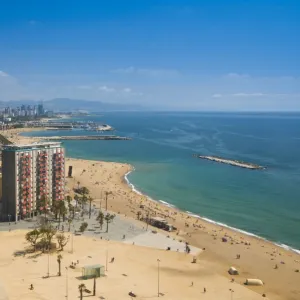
[58,261,61,276]
[106,221,108,233]
[80,290,83,300]
[93,277,96,296]
[58,213,61,228]
[89,201,92,219]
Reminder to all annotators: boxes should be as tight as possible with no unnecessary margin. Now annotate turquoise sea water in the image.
[23,112,300,251]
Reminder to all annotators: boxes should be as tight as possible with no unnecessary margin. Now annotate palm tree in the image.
[77,181,80,190]
[104,213,115,233]
[56,201,67,227]
[37,196,48,220]
[104,191,112,211]
[57,254,62,276]
[69,206,75,220]
[74,194,79,208]
[96,211,104,230]
[66,195,72,203]
[52,201,59,220]
[136,211,142,220]
[78,283,86,300]
[81,195,87,211]
[88,196,94,219]
[81,186,90,196]
[67,218,72,232]
[60,201,67,223]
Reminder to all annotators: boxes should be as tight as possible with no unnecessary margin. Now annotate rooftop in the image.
[150,216,167,223]
[2,142,62,150]
[82,264,104,270]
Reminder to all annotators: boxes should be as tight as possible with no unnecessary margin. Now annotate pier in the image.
[39,135,131,141]
[194,154,265,170]
[28,121,114,131]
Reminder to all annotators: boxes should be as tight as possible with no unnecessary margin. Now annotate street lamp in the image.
[99,190,102,211]
[157,259,160,297]
[47,250,50,278]
[65,267,68,300]
[70,225,75,253]
[146,211,150,231]
[106,248,108,271]
[105,191,112,211]
[229,289,234,300]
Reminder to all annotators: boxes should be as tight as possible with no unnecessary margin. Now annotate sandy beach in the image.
[1,128,300,300]
[0,230,266,300]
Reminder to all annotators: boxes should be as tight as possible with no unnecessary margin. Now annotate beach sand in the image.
[1,128,300,300]
[0,230,266,300]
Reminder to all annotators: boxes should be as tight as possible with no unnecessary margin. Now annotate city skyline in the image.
[0,1,300,111]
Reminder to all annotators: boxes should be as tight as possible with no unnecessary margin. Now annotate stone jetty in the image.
[194,154,265,170]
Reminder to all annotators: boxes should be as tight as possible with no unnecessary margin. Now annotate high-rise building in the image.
[37,104,44,116]
[1,142,65,221]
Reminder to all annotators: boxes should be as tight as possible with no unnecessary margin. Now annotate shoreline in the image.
[124,169,300,255]
[4,127,300,251]
[64,157,300,300]
[4,127,300,252]
[2,127,300,300]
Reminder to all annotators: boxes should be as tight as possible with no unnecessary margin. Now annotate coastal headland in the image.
[194,154,265,170]
[0,127,299,300]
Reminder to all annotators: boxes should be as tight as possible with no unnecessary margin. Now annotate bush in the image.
[79,222,88,232]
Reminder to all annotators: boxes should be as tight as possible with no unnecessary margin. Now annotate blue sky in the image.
[0,0,300,110]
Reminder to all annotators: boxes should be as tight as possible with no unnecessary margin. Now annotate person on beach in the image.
[29,284,34,290]
[204,287,206,293]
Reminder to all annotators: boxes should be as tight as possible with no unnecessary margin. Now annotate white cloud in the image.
[111,67,180,78]
[137,68,180,77]
[98,85,115,92]
[226,73,250,79]
[212,93,223,98]
[231,92,300,98]
[0,70,10,77]
[123,88,132,93]
[111,67,135,74]
[233,92,264,97]
[77,85,92,90]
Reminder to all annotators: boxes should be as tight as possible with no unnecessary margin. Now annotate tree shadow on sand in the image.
[13,248,41,259]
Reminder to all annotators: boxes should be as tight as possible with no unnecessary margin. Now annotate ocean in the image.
[23,112,300,252]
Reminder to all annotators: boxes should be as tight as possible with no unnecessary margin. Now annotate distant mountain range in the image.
[0,98,144,112]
